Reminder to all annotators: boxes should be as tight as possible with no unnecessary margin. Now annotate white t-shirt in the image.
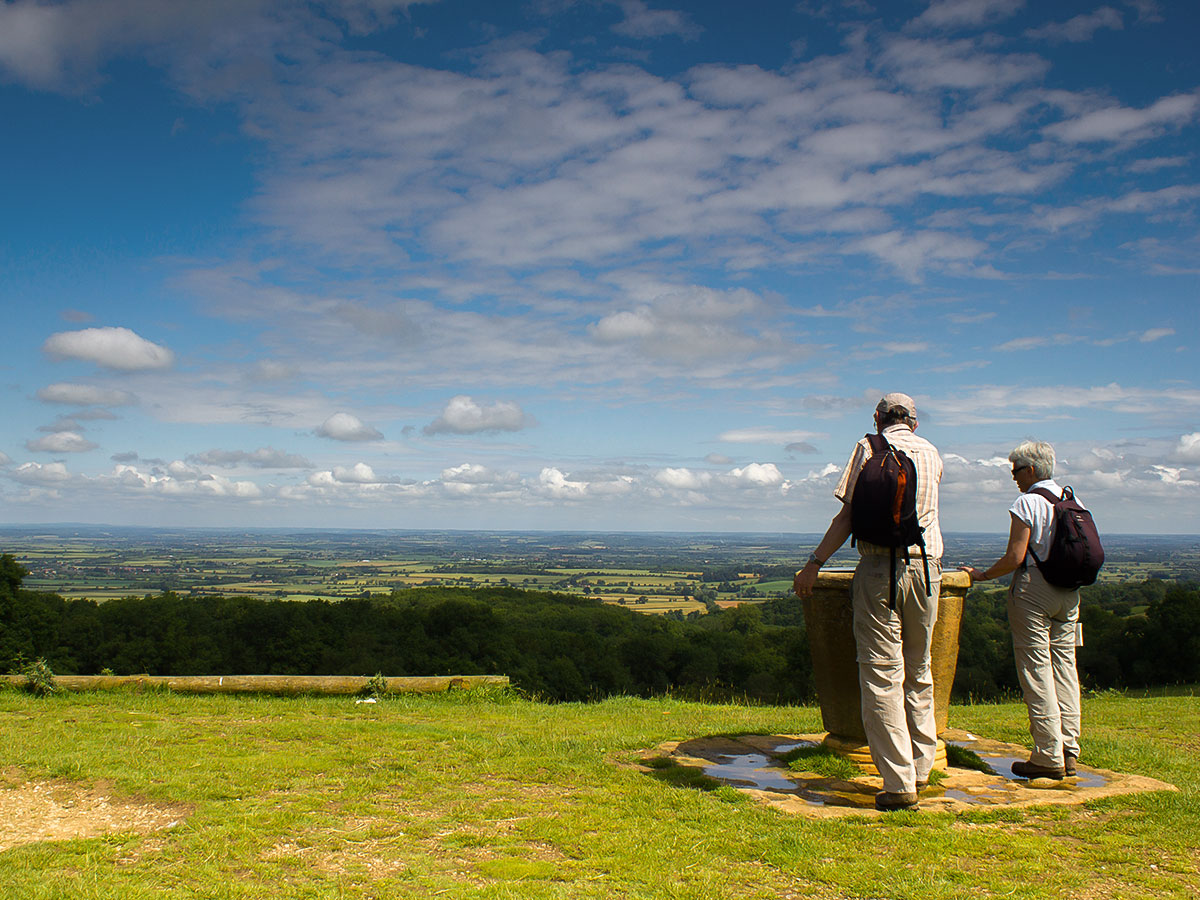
[1010,479,1086,563]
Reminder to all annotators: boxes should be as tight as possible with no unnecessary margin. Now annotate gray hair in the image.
[1008,440,1055,481]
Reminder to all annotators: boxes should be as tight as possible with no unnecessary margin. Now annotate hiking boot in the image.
[1011,759,1065,780]
[875,790,919,812]
[1064,754,1077,777]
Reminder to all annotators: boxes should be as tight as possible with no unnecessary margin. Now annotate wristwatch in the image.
[806,552,825,568]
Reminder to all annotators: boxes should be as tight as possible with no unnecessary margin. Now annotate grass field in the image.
[1,687,1196,899]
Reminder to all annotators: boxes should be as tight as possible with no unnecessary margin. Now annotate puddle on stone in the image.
[702,752,799,792]
[949,743,1110,790]
[697,740,830,805]
[943,788,1012,805]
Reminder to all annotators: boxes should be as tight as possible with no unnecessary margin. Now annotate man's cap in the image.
[876,392,918,419]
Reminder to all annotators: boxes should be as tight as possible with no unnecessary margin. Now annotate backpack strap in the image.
[1030,486,1062,504]
[1025,486,1062,565]
[888,545,897,611]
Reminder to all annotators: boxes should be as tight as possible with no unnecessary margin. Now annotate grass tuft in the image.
[781,744,864,780]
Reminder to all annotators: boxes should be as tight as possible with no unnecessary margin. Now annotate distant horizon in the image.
[4,522,1199,541]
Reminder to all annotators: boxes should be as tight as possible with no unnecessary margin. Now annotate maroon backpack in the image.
[1029,486,1104,589]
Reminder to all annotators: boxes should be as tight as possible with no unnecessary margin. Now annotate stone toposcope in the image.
[802,568,969,772]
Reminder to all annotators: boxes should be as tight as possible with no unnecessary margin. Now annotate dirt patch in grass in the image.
[0,773,190,851]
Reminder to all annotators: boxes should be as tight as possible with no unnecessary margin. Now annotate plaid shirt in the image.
[834,424,944,561]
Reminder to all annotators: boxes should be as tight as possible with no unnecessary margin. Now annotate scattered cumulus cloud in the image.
[43,326,174,371]
[332,462,381,484]
[37,382,137,407]
[26,431,98,453]
[611,0,702,40]
[1174,432,1200,463]
[718,427,823,445]
[1025,7,1123,43]
[655,467,710,491]
[423,396,532,435]
[1139,327,1175,342]
[539,466,589,498]
[1045,93,1200,144]
[188,447,312,469]
[11,461,71,483]
[315,412,383,442]
[725,462,786,488]
[910,0,1026,30]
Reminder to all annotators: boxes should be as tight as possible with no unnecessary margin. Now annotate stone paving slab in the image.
[640,728,1177,818]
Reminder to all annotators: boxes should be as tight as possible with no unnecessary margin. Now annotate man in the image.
[793,393,944,812]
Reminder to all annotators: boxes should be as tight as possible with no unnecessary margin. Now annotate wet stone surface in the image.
[640,729,1176,818]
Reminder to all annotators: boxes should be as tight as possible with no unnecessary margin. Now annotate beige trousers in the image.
[1008,565,1082,767]
[852,554,942,794]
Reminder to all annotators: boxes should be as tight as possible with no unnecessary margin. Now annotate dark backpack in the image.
[1028,486,1104,589]
[850,433,930,608]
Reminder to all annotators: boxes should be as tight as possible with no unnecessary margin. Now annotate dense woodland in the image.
[2,554,1197,702]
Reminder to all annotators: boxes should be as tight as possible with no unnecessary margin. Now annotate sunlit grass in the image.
[0,688,1196,898]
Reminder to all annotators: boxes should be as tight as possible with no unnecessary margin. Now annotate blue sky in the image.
[2,0,1198,534]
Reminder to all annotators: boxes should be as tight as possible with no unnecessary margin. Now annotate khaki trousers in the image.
[1008,565,1082,767]
[852,554,942,794]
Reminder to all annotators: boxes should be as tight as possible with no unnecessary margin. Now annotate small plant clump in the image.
[21,658,58,696]
[362,672,388,698]
[945,742,996,775]
[781,745,863,780]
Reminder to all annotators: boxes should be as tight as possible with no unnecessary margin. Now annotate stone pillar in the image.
[801,569,969,773]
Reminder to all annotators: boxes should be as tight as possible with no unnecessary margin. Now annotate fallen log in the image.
[0,674,509,696]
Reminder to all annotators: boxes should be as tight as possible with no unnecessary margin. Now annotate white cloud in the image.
[26,431,98,453]
[589,287,780,363]
[849,229,988,281]
[1174,433,1200,463]
[611,1,701,40]
[166,460,203,480]
[0,451,10,466]
[725,462,786,488]
[1150,464,1198,486]
[43,326,174,371]
[423,396,532,435]
[38,417,82,433]
[441,462,513,485]
[654,467,711,490]
[188,447,313,468]
[106,464,264,498]
[332,462,381,483]
[1045,92,1200,144]
[931,383,1200,425]
[1025,6,1124,43]
[37,382,137,407]
[1139,328,1175,342]
[718,428,823,445]
[11,461,71,483]
[538,467,588,498]
[315,412,383,442]
[910,0,1025,30]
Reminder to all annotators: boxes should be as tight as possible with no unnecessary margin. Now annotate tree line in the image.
[2,554,1197,701]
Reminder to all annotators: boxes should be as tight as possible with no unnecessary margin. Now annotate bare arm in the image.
[792,501,853,598]
[961,513,1030,583]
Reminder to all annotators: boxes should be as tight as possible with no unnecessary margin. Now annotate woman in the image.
[960,440,1081,779]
